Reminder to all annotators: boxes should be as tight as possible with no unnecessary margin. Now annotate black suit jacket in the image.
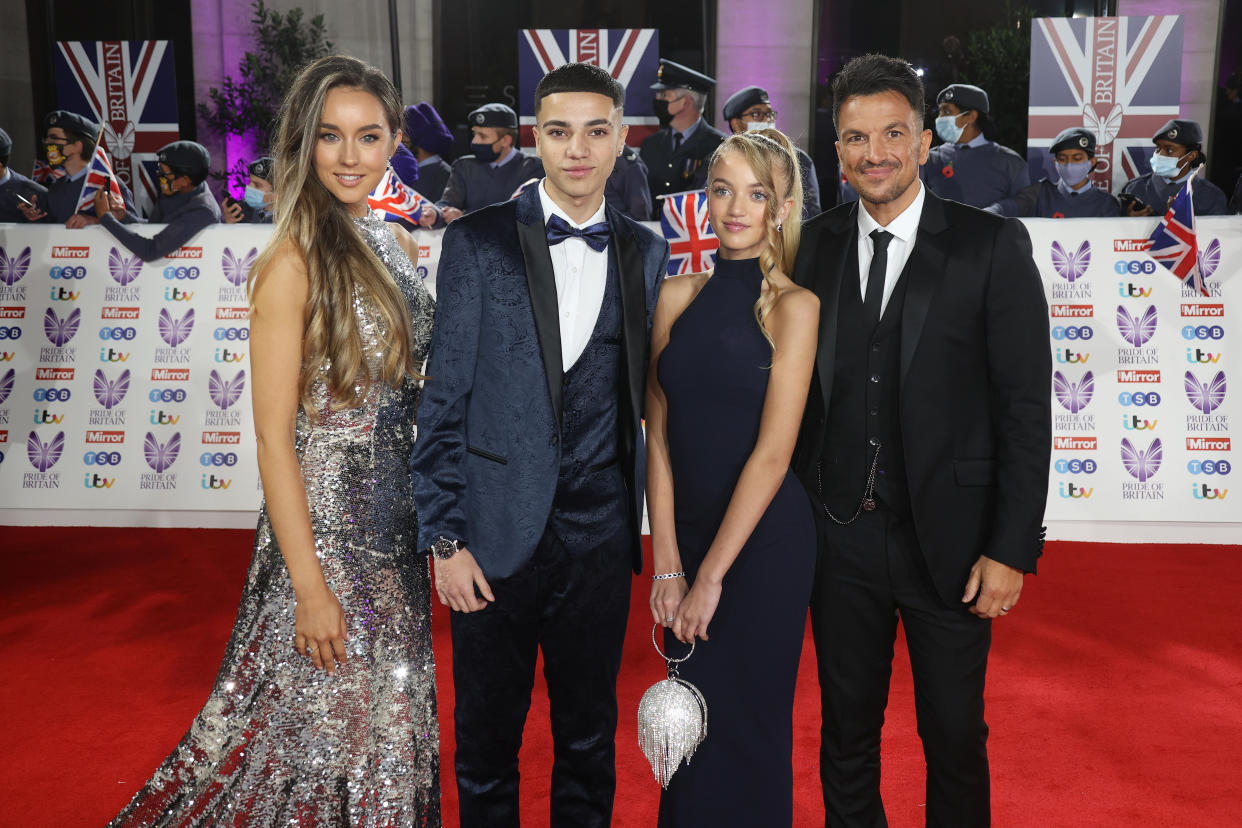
[792,188,1051,604]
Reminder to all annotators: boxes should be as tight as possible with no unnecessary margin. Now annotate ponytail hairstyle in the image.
[248,55,417,421]
[707,128,803,351]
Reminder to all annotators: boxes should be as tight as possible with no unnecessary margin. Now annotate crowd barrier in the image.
[0,217,1237,541]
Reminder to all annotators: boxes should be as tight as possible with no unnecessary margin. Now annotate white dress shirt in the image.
[538,179,609,371]
[855,180,926,318]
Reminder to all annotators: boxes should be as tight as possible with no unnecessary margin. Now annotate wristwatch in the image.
[430,536,463,560]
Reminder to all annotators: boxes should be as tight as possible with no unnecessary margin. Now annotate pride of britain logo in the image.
[93,369,131,410]
[1051,240,1091,282]
[1116,305,1157,347]
[1053,370,1094,413]
[108,247,143,286]
[1120,437,1162,482]
[143,431,181,473]
[26,430,65,472]
[1,246,31,286]
[1184,371,1226,415]
[43,307,81,346]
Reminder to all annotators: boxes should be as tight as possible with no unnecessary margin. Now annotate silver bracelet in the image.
[652,571,685,581]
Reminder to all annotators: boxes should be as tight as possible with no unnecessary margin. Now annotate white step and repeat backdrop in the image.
[0,218,1237,541]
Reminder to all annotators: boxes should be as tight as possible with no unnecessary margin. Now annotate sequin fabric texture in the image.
[109,213,439,827]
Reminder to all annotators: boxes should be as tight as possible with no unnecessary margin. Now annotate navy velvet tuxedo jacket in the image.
[411,185,669,579]
[792,189,1052,605]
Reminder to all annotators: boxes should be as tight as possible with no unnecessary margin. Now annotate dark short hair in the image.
[534,62,625,115]
[831,54,925,131]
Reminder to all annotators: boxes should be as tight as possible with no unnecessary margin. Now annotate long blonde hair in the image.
[707,129,803,350]
[249,55,417,420]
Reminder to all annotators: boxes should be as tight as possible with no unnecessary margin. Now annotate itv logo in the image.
[1058,482,1093,498]
[1191,484,1228,500]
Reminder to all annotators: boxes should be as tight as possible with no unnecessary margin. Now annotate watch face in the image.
[433,538,458,560]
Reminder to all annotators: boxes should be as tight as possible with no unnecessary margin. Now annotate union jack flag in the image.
[368,167,430,225]
[53,40,180,217]
[518,29,660,147]
[1027,17,1183,191]
[660,190,718,277]
[76,143,125,213]
[31,160,67,185]
[1147,178,1205,296]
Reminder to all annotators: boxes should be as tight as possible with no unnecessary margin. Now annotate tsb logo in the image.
[1058,482,1093,498]
[1117,391,1160,407]
[148,388,188,403]
[1113,260,1157,275]
[1051,325,1093,340]
[0,326,22,340]
[1117,282,1153,298]
[1181,325,1224,340]
[49,266,87,280]
[212,327,250,341]
[1054,458,1097,474]
[33,387,72,402]
[199,451,239,467]
[98,326,138,340]
[162,266,201,280]
[1187,459,1231,475]
[83,450,122,466]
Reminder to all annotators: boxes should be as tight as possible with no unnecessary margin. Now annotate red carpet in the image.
[2,527,1240,827]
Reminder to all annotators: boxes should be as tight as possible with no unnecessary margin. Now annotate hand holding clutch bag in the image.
[637,623,708,788]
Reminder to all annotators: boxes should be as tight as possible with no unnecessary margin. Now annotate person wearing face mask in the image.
[95,140,221,262]
[18,110,138,226]
[640,59,726,217]
[722,85,821,218]
[924,84,1029,211]
[436,102,544,223]
[1119,119,1228,216]
[989,127,1120,218]
[0,127,49,223]
[222,156,275,224]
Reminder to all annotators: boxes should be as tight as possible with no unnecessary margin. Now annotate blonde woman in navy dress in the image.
[645,129,820,826]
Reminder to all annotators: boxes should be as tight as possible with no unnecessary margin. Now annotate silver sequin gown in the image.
[109,214,439,827]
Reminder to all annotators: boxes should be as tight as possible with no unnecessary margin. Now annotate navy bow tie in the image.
[546,213,611,252]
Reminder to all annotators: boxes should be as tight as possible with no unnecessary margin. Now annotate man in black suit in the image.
[639,59,725,217]
[793,54,1051,827]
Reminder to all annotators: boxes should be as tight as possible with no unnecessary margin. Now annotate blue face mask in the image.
[243,185,268,209]
[935,115,964,144]
[1055,160,1094,188]
[1149,152,1183,180]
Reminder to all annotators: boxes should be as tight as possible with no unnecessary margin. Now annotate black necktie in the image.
[673,131,683,152]
[545,213,611,252]
[865,230,892,324]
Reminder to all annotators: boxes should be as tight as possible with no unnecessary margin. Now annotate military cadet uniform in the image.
[720,85,821,219]
[404,102,454,202]
[604,145,652,222]
[436,103,544,216]
[0,127,48,223]
[640,59,726,216]
[227,156,274,224]
[99,141,221,262]
[1121,119,1229,216]
[991,127,1121,218]
[33,111,138,223]
[924,84,1028,210]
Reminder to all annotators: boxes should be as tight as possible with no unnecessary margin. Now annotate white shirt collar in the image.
[538,178,607,229]
[964,132,989,149]
[856,179,925,244]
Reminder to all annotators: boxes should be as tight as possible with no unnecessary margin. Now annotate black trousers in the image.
[449,516,632,828]
[810,505,991,828]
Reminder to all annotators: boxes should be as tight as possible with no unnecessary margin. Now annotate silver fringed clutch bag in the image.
[637,623,708,789]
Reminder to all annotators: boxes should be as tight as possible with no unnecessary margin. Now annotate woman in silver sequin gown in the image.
[109,56,440,827]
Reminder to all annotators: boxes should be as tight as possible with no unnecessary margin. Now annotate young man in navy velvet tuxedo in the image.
[410,62,669,827]
[792,54,1051,827]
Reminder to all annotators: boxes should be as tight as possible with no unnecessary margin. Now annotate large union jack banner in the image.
[518,29,659,147]
[1027,16,1183,191]
[53,40,180,217]
[660,191,719,277]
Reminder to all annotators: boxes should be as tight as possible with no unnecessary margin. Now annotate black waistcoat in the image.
[820,243,912,517]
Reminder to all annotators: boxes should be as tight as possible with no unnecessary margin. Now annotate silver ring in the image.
[664,616,674,624]
[307,646,318,653]
[1001,607,1012,613]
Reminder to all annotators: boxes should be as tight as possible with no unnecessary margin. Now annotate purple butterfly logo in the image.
[1184,371,1226,415]
[1053,370,1094,413]
[0,368,14,405]
[158,308,195,346]
[0,246,31,286]
[143,431,181,473]
[26,430,65,472]
[1115,305,1158,347]
[222,247,258,287]
[43,307,81,346]
[1196,238,1220,281]
[1120,437,1162,483]
[1050,240,1091,283]
[108,247,143,286]
[93,368,131,409]
[208,369,246,410]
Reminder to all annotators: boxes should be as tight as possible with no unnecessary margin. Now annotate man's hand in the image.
[440,206,463,224]
[961,554,1024,619]
[418,205,439,228]
[221,200,245,224]
[65,213,99,229]
[17,197,47,222]
[433,547,495,613]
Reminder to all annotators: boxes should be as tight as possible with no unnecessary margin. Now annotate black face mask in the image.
[653,98,674,128]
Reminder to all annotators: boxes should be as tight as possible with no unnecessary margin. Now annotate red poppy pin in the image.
[1052,212,1066,219]
[942,164,954,179]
